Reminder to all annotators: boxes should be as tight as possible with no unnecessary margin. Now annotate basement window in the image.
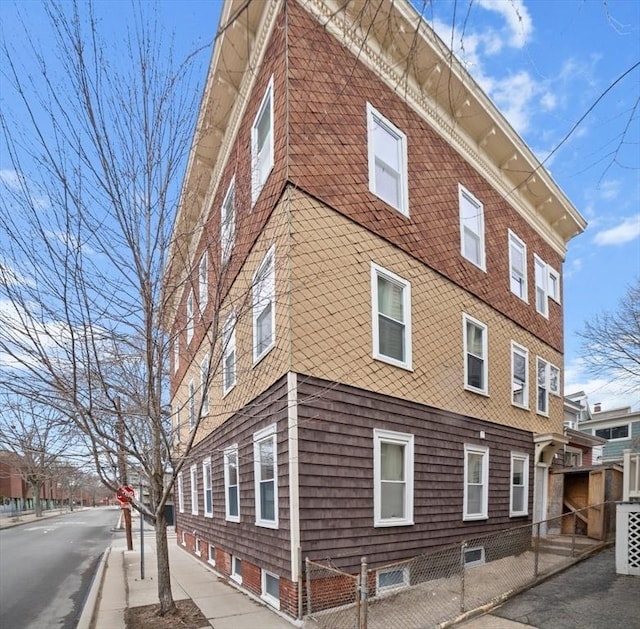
[464,546,485,567]
[376,566,409,593]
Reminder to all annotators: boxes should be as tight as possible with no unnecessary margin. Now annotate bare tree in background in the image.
[578,277,640,396]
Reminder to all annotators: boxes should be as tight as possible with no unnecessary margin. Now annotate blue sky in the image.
[1,0,638,411]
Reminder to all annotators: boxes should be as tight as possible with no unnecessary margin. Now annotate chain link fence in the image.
[303,504,615,629]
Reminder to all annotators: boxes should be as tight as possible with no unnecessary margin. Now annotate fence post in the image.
[571,511,577,557]
[359,556,368,629]
[305,557,311,618]
[460,541,467,613]
[534,522,540,578]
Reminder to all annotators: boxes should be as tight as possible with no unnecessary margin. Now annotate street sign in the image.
[116,485,135,504]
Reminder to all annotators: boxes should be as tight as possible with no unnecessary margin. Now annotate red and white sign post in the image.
[116,485,135,550]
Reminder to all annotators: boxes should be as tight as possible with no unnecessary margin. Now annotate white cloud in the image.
[476,0,533,48]
[489,71,538,134]
[0,169,22,190]
[598,179,621,201]
[593,214,640,246]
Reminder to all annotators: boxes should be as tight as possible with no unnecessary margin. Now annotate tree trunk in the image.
[32,482,43,517]
[155,507,176,616]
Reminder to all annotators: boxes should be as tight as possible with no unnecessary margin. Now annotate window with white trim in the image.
[463,314,488,395]
[508,230,527,301]
[511,342,529,408]
[186,289,194,344]
[534,255,549,317]
[595,424,630,440]
[253,246,275,362]
[547,266,560,303]
[208,544,216,565]
[221,180,235,262]
[177,471,184,513]
[222,312,236,395]
[251,77,274,205]
[203,457,213,517]
[224,445,240,522]
[377,566,410,593]
[199,253,208,312]
[200,354,209,415]
[371,263,412,369]
[261,570,280,609]
[190,464,198,515]
[510,453,529,516]
[549,363,560,397]
[373,429,414,527]
[195,537,201,556]
[173,336,179,373]
[536,357,550,416]
[564,446,583,467]
[366,103,409,215]
[231,556,242,584]
[173,407,182,444]
[464,445,488,520]
[459,185,485,270]
[464,546,485,567]
[188,379,196,430]
[254,424,278,528]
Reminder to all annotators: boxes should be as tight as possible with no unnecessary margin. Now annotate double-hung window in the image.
[251,77,274,205]
[200,354,209,415]
[510,453,529,516]
[536,357,550,416]
[509,231,527,301]
[203,457,213,517]
[534,255,549,317]
[177,471,184,513]
[254,424,278,528]
[373,429,414,527]
[549,364,560,397]
[366,103,408,215]
[173,336,179,373]
[371,263,412,369]
[253,246,275,362]
[186,289,194,344]
[188,379,196,430]
[222,312,236,395]
[190,464,198,515]
[224,444,240,522]
[459,185,485,270]
[464,445,489,520]
[463,314,488,395]
[511,342,529,408]
[199,253,208,312]
[547,266,561,303]
[221,180,235,262]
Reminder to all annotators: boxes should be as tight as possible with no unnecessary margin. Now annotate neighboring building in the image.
[167,0,585,617]
[578,404,640,463]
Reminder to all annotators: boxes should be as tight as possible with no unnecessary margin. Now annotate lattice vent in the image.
[628,511,640,568]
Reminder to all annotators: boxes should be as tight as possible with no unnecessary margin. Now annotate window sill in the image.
[511,402,530,411]
[463,515,488,522]
[204,512,213,519]
[261,594,281,610]
[226,515,240,523]
[255,519,279,530]
[464,385,489,397]
[374,519,414,528]
[230,574,243,585]
[373,354,413,372]
[510,512,528,518]
[222,383,236,399]
[253,343,275,368]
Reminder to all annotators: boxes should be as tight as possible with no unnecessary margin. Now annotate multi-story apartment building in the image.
[166,0,586,617]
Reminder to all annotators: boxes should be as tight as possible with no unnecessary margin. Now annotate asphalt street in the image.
[0,506,119,629]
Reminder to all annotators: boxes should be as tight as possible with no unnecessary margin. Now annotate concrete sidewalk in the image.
[90,513,295,629]
[0,506,86,530]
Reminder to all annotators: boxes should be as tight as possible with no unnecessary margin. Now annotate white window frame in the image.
[463,314,488,396]
[251,77,274,205]
[173,335,179,373]
[181,530,186,546]
[508,230,528,302]
[224,444,240,522]
[186,289,194,344]
[511,342,529,409]
[200,354,209,415]
[536,357,550,416]
[547,266,561,303]
[199,252,208,312]
[463,444,489,521]
[366,103,409,215]
[595,424,631,441]
[252,246,276,363]
[371,263,412,370]
[207,544,216,565]
[261,570,281,609]
[190,464,198,515]
[510,452,529,517]
[373,429,414,527]
[254,424,278,529]
[188,379,196,431]
[564,446,583,467]
[549,363,561,397]
[174,407,182,445]
[459,185,486,271]
[221,179,236,262]
[376,566,410,594]
[222,312,237,396]
[177,471,184,513]
[195,537,201,556]
[231,556,242,584]
[534,255,549,318]
[202,457,213,518]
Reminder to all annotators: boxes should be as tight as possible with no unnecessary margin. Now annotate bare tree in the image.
[0,396,74,516]
[578,277,640,395]
[0,0,220,616]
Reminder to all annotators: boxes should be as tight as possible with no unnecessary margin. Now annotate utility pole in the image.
[116,396,133,551]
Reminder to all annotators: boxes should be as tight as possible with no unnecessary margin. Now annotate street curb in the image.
[77,545,112,629]
[0,508,82,531]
